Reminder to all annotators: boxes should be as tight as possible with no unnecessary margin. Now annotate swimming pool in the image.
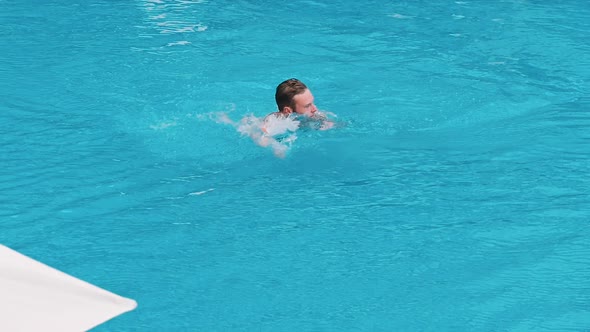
[2,0,589,330]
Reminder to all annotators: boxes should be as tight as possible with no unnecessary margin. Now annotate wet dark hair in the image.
[275,78,308,111]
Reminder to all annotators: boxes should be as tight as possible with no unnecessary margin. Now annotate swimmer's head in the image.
[275,78,318,117]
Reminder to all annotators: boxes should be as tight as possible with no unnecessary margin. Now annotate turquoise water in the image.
[2,0,590,330]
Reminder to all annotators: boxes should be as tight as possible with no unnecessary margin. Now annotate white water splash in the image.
[200,111,299,158]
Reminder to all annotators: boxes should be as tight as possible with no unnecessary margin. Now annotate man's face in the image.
[292,89,318,116]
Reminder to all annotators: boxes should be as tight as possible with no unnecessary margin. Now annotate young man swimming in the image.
[262,78,334,133]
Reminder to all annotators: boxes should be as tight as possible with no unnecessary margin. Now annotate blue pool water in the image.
[2,0,590,330]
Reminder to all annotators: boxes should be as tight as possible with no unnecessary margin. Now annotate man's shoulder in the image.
[264,112,283,122]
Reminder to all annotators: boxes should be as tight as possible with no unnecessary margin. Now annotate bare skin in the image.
[263,89,333,132]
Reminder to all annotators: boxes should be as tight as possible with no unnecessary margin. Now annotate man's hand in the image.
[320,121,334,131]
